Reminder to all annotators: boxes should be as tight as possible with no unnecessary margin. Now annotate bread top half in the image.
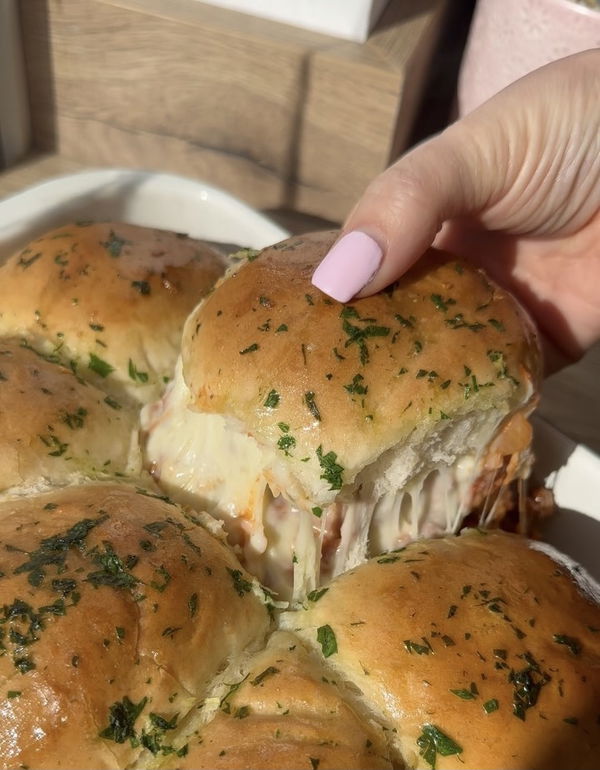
[0,222,225,404]
[183,231,541,504]
[0,483,271,769]
[283,529,600,769]
[0,339,140,494]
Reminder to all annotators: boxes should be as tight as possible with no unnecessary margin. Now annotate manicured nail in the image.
[311,231,383,302]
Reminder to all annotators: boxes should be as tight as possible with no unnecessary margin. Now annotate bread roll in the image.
[282,529,600,769]
[0,483,272,769]
[0,339,140,495]
[0,223,225,404]
[149,631,392,770]
[0,220,597,770]
[144,232,541,599]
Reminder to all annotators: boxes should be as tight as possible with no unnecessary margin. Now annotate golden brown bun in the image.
[159,631,392,770]
[182,231,541,504]
[283,530,600,769]
[0,222,225,404]
[0,483,271,770]
[0,339,140,493]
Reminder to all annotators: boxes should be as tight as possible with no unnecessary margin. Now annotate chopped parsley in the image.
[344,373,368,395]
[230,247,260,262]
[39,433,69,457]
[188,593,198,618]
[275,324,288,333]
[311,506,323,518]
[251,666,280,686]
[395,314,414,328]
[307,587,329,602]
[416,724,462,769]
[316,445,344,490]
[226,568,253,597]
[99,695,148,743]
[131,280,151,295]
[304,391,321,421]
[128,359,149,383]
[61,407,87,430]
[86,542,139,590]
[316,624,337,657]
[101,231,129,258]
[17,251,42,269]
[149,712,178,731]
[239,343,259,355]
[404,639,431,655]
[416,369,438,381]
[483,699,499,714]
[430,294,456,312]
[263,389,280,408]
[450,687,476,700]
[342,317,390,365]
[509,654,550,721]
[150,565,171,593]
[553,634,582,656]
[445,313,485,332]
[487,349,520,386]
[277,434,296,456]
[89,353,114,378]
[162,626,182,638]
[13,515,106,589]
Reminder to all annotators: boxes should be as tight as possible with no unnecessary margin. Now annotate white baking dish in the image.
[0,168,289,260]
[0,168,598,582]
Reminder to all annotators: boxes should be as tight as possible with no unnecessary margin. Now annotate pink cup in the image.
[458,0,600,116]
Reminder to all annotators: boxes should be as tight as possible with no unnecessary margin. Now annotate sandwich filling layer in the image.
[142,361,532,602]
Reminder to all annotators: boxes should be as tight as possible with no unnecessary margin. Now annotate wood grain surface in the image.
[18,0,446,221]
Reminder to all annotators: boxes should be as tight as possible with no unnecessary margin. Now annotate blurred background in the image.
[1,0,599,452]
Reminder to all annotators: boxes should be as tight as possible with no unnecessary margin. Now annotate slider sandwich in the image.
[142,232,542,600]
[0,222,225,405]
[0,483,272,770]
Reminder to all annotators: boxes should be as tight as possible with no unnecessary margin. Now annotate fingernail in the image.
[311,231,383,302]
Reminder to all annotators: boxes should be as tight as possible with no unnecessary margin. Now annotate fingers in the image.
[311,127,497,300]
[311,49,600,302]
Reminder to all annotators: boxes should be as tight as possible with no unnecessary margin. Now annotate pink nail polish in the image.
[311,231,383,302]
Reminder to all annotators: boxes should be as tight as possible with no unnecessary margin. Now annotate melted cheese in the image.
[142,361,525,602]
[141,360,273,553]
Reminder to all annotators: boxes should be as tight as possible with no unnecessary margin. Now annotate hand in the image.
[311,49,600,363]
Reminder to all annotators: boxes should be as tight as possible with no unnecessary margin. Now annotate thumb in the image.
[311,124,499,301]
